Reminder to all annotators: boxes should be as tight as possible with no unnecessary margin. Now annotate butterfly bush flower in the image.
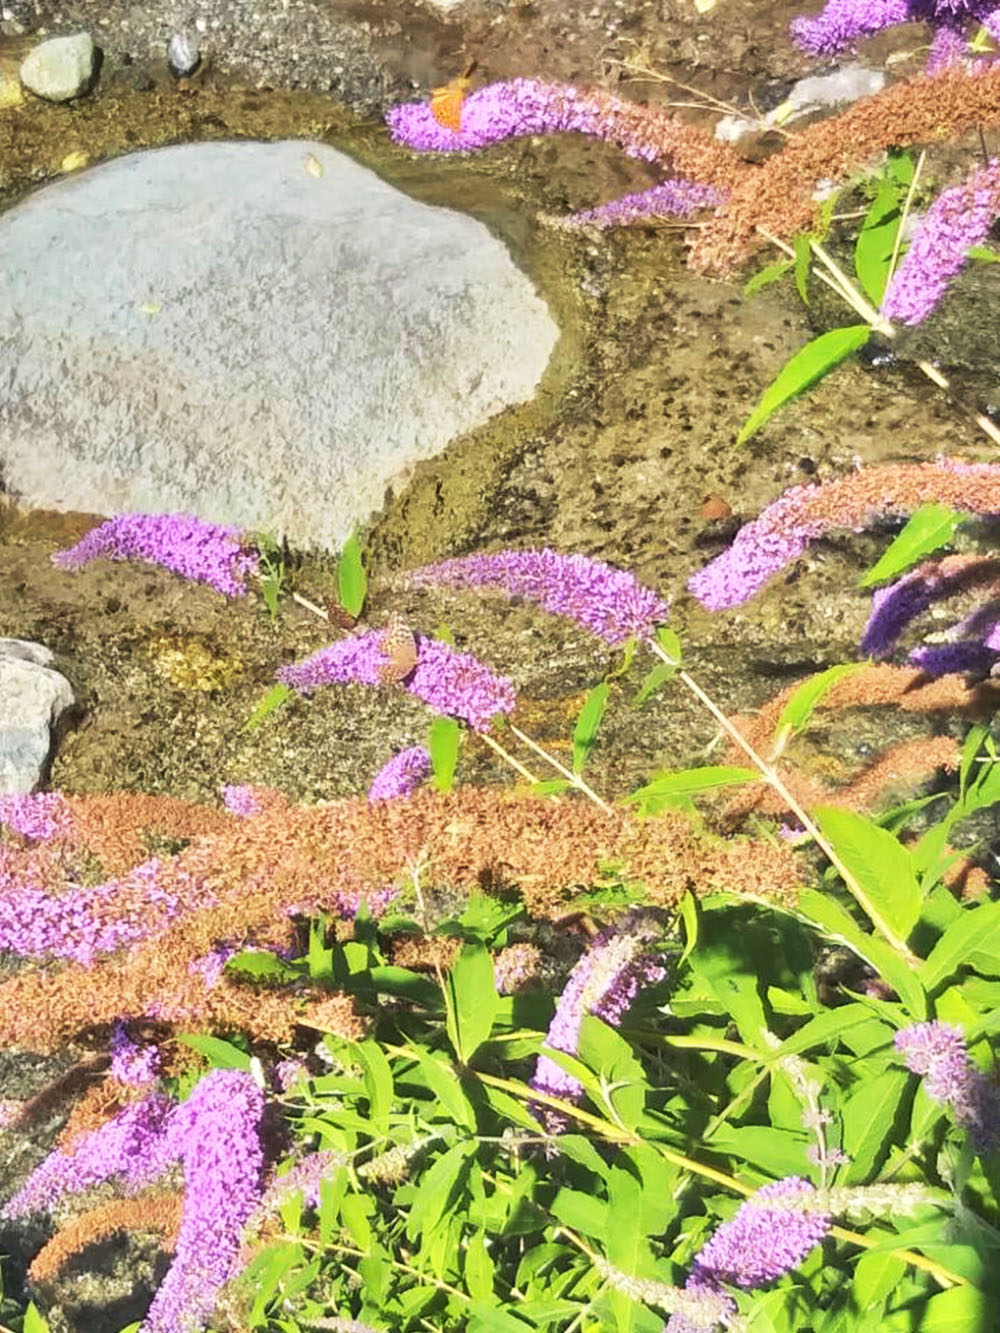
[790,0,1000,73]
[53,512,259,597]
[881,158,1000,325]
[278,628,515,733]
[532,910,665,1129]
[0,792,70,841]
[110,1021,162,1089]
[409,548,671,645]
[560,180,725,230]
[222,784,265,817]
[368,746,432,800]
[666,1178,831,1332]
[690,460,1000,611]
[895,1020,1000,1151]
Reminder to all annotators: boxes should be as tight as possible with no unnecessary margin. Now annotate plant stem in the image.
[648,642,920,963]
[479,731,542,785]
[509,724,613,812]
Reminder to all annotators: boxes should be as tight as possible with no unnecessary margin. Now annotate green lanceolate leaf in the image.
[176,1033,252,1070]
[794,232,811,305]
[445,943,499,1065]
[773,664,865,749]
[243,682,291,732]
[813,806,923,947]
[881,1286,988,1332]
[572,682,609,775]
[921,900,1000,989]
[337,529,367,618]
[859,504,965,588]
[624,765,759,815]
[404,1140,476,1242]
[737,324,870,446]
[745,258,793,296]
[854,178,903,306]
[429,715,461,791]
[22,1305,51,1333]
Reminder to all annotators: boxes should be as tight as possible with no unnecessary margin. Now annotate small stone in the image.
[0,640,75,795]
[167,31,200,77]
[19,32,95,102]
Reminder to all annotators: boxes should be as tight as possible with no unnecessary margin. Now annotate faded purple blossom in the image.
[790,0,1000,69]
[881,158,1000,325]
[2,1093,175,1217]
[222,784,264,817]
[532,911,665,1129]
[408,548,670,645]
[52,512,259,598]
[328,885,399,919]
[368,746,432,801]
[561,180,724,229]
[143,1070,265,1333]
[274,1059,309,1092]
[494,942,544,995]
[895,1020,1000,1151]
[0,856,204,966]
[689,460,1000,611]
[0,792,70,841]
[0,1101,23,1129]
[260,1149,348,1212]
[110,1022,162,1088]
[278,628,515,733]
[187,944,238,991]
[666,1178,831,1333]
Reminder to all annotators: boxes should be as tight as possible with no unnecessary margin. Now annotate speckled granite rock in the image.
[0,640,74,794]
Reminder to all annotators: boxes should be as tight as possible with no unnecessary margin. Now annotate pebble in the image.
[0,640,74,796]
[167,31,200,78]
[19,31,95,102]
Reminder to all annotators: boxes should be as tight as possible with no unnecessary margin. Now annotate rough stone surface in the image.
[0,639,74,794]
[19,32,94,101]
[0,139,558,549]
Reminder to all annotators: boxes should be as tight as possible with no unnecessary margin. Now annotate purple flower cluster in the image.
[881,158,1000,325]
[261,1149,348,1212]
[222,784,265,817]
[110,1021,162,1089]
[0,792,70,841]
[895,1021,1000,1151]
[666,1178,831,1332]
[143,1070,265,1333]
[0,857,203,966]
[790,0,1000,73]
[52,512,260,598]
[562,180,725,230]
[408,549,671,645]
[532,911,665,1129]
[368,746,432,801]
[278,628,516,734]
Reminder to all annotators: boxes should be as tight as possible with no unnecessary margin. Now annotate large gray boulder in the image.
[0,140,558,549]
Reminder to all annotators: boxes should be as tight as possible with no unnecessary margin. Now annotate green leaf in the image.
[572,683,609,775]
[813,806,922,947]
[23,1306,51,1333]
[337,529,367,618]
[859,504,965,589]
[467,1306,533,1332]
[405,1141,476,1242]
[340,1193,372,1253]
[465,1230,496,1302]
[795,889,926,1018]
[445,943,499,1065]
[710,1125,811,1177]
[840,1069,909,1182]
[852,1250,906,1315]
[410,1046,476,1129]
[773,665,865,746]
[678,890,699,969]
[352,1038,394,1136]
[550,1187,609,1238]
[655,626,682,664]
[921,901,1000,989]
[737,325,870,446]
[243,682,291,733]
[968,244,1000,263]
[624,766,758,815]
[854,179,902,305]
[176,1033,251,1070]
[744,258,793,296]
[225,949,295,980]
[429,715,461,792]
[633,662,679,708]
[881,1285,990,1332]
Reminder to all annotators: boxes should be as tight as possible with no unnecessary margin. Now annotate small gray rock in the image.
[19,32,95,102]
[0,640,74,795]
[167,32,200,78]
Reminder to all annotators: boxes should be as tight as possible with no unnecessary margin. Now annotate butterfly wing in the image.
[430,81,466,132]
[378,617,419,684]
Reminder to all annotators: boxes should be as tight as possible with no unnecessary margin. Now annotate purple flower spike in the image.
[368,746,433,800]
[881,158,1000,325]
[666,1178,831,1332]
[0,792,70,841]
[895,1020,1000,1151]
[563,180,724,229]
[110,1021,162,1089]
[53,512,259,598]
[532,910,665,1130]
[276,629,388,691]
[143,1070,265,1333]
[408,548,670,645]
[790,0,1000,68]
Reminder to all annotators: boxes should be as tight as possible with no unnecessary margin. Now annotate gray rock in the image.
[19,31,95,102]
[0,640,74,795]
[0,140,559,550]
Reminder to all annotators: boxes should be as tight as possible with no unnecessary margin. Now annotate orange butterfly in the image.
[378,615,419,685]
[430,61,477,132]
